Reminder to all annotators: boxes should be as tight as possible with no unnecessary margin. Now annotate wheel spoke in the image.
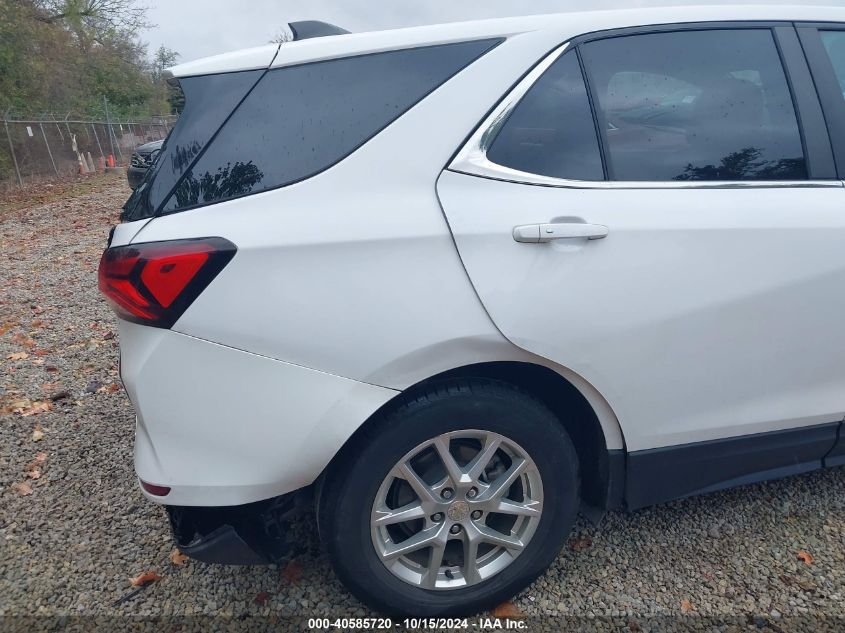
[475,523,524,551]
[382,524,445,560]
[479,458,527,501]
[420,536,448,589]
[396,462,437,505]
[372,501,426,526]
[463,534,482,585]
[491,498,542,517]
[466,434,502,481]
[432,434,467,486]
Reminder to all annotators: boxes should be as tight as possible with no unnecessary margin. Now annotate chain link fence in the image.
[1,112,177,190]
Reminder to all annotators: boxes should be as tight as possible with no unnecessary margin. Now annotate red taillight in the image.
[98,237,236,328]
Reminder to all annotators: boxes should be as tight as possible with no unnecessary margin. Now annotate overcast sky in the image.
[142,1,841,63]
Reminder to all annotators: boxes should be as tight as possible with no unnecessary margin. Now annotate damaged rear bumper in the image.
[165,490,306,565]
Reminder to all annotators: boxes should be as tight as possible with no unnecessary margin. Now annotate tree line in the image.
[0,0,181,119]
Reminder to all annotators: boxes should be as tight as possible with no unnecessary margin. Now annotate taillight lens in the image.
[98,237,236,328]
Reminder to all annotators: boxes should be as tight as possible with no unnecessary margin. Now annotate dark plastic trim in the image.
[625,422,840,510]
[604,449,626,510]
[179,524,270,565]
[796,23,845,177]
[773,26,837,179]
[823,419,845,467]
[289,20,349,40]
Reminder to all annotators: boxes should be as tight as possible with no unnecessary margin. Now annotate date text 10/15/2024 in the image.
[307,617,528,630]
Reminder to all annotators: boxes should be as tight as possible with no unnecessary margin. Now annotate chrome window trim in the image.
[448,42,844,190]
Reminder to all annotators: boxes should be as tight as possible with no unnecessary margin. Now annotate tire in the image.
[319,378,580,616]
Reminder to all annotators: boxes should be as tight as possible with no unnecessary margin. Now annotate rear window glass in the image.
[122,70,264,222]
[486,50,604,181]
[161,39,501,213]
[821,30,845,100]
[581,29,807,181]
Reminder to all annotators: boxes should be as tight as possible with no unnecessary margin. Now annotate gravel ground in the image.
[1,174,844,631]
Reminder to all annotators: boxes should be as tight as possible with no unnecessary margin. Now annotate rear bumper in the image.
[166,490,305,564]
[119,321,397,506]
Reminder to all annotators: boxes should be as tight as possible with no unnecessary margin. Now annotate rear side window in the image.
[486,51,604,180]
[160,39,501,214]
[122,70,264,222]
[821,31,845,99]
[581,29,807,181]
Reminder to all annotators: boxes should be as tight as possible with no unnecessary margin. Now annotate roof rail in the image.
[288,21,350,41]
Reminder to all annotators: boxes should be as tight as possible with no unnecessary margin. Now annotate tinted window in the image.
[122,70,263,221]
[581,29,807,181]
[821,31,845,100]
[487,51,603,180]
[163,39,500,213]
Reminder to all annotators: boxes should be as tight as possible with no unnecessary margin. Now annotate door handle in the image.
[513,223,609,243]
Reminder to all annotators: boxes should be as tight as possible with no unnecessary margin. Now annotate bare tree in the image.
[32,0,151,49]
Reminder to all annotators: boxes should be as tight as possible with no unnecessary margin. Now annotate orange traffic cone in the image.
[78,153,88,174]
[107,154,115,168]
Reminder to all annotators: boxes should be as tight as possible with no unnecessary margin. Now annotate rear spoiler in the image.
[289,21,350,41]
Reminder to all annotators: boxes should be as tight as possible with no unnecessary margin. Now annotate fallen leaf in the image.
[7,352,28,361]
[97,383,121,394]
[11,482,33,496]
[24,452,47,479]
[281,559,303,585]
[169,548,189,567]
[6,398,32,413]
[681,599,694,613]
[0,322,17,336]
[628,622,642,632]
[24,403,51,419]
[569,537,593,552]
[797,550,813,565]
[128,571,162,587]
[492,601,524,619]
[11,333,35,347]
[254,591,271,605]
[779,574,794,586]
[31,422,46,438]
[32,349,49,357]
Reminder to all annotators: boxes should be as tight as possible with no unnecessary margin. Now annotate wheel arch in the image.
[320,360,627,512]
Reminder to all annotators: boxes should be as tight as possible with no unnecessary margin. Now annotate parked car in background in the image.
[99,6,845,617]
[127,140,163,189]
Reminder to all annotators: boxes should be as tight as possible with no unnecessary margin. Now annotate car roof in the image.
[170,5,845,78]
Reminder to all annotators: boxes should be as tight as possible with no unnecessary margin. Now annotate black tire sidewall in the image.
[323,382,580,616]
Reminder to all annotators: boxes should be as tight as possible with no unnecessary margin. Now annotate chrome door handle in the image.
[513,223,609,243]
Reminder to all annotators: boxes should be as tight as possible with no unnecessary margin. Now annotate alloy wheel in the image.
[370,430,544,590]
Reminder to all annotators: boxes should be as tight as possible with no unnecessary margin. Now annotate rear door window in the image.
[485,50,604,181]
[161,39,501,213]
[820,31,845,99]
[580,29,807,181]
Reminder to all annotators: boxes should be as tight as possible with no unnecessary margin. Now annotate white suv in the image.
[99,6,845,616]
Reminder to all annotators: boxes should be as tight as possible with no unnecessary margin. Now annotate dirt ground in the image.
[1,174,844,631]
